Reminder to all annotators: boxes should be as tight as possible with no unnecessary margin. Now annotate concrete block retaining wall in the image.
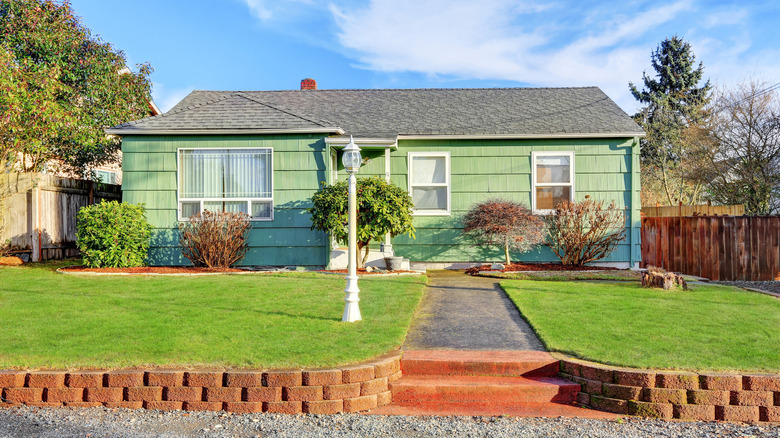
[0,353,401,414]
[560,358,780,423]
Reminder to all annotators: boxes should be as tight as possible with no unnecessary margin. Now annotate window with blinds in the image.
[177,148,273,221]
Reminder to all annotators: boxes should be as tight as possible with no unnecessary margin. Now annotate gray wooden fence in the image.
[1,173,121,261]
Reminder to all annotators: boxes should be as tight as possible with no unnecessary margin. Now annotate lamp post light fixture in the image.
[341,136,362,323]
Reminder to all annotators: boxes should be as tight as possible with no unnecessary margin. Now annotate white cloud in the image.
[242,0,273,20]
[328,0,694,111]
[235,0,777,113]
[240,0,317,21]
[702,9,749,28]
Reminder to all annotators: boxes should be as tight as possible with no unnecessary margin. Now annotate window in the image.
[408,152,450,215]
[532,151,574,214]
[95,170,117,185]
[178,148,273,221]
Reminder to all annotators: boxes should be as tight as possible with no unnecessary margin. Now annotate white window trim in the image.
[408,151,451,216]
[176,147,274,222]
[531,151,575,215]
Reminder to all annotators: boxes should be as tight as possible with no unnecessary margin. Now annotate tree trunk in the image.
[356,241,371,269]
[504,239,511,265]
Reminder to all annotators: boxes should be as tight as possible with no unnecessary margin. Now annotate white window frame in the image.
[408,151,451,216]
[177,147,274,222]
[531,151,575,215]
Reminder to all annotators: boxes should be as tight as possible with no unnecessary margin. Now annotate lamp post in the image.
[341,136,362,322]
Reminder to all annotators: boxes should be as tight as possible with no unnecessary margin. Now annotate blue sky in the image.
[69,0,780,114]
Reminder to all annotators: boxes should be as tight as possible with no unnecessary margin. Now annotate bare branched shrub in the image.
[178,210,251,268]
[544,197,626,266]
[462,199,546,265]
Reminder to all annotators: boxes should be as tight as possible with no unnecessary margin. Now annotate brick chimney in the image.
[300,78,317,90]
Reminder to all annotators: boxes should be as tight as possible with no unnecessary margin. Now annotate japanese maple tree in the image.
[462,199,546,265]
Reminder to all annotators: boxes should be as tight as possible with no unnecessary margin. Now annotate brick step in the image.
[401,350,560,377]
[391,375,579,404]
[367,400,619,419]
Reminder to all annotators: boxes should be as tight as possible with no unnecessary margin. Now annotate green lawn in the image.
[503,280,780,372]
[0,261,425,370]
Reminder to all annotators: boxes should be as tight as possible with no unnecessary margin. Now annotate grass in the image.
[0,261,426,370]
[502,280,780,372]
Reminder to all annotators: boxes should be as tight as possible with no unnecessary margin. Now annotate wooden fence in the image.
[641,216,780,281]
[1,173,121,261]
[641,203,744,218]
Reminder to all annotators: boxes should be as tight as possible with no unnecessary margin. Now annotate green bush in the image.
[76,201,152,268]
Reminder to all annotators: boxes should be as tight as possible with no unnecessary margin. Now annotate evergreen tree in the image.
[629,36,711,205]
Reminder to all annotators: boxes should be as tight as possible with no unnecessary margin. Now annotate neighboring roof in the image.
[107,87,644,138]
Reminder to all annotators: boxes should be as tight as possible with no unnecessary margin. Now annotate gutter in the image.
[397,132,646,140]
[104,127,345,136]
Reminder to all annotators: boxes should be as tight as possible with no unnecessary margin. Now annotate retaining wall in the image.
[0,353,400,414]
[560,357,780,423]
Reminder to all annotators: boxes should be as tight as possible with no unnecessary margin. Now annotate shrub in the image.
[462,199,546,265]
[178,210,250,268]
[76,201,152,268]
[544,197,626,266]
[309,176,415,268]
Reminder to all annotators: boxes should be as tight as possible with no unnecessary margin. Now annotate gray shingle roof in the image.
[109,87,644,138]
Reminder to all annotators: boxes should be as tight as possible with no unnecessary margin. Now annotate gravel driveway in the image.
[710,280,780,296]
[0,406,777,438]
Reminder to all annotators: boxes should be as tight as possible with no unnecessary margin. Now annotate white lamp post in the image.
[341,136,362,323]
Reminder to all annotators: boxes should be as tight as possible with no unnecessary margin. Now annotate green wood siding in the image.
[125,134,641,267]
[121,134,329,267]
[337,138,642,265]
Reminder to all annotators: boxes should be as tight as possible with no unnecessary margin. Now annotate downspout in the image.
[630,137,640,268]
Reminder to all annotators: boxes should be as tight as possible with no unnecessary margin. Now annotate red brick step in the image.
[391,375,579,404]
[401,350,559,377]
[366,350,616,419]
[369,400,618,419]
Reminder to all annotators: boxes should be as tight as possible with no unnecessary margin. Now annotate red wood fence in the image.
[641,216,780,281]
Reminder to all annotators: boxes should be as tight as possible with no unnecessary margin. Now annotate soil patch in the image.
[60,266,245,274]
[465,262,619,275]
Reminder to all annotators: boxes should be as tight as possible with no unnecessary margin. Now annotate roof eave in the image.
[325,137,398,150]
[396,132,646,140]
[104,127,346,136]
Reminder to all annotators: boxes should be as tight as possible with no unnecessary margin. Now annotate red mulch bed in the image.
[60,266,244,274]
[319,269,417,275]
[465,263,618,275]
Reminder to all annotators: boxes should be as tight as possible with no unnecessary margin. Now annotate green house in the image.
[107,83,645,269]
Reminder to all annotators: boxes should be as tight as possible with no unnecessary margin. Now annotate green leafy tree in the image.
[0,0,153,174]
[630,36,711,206]
[309,176,415,268]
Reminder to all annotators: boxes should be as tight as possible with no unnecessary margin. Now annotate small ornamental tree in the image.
[544,197,626,266]
[309,176,415,268]
[462,199,546,265]
[76,201,152,268]
[178,210,250,268]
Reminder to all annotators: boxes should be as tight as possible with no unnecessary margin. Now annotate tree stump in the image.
[641,266,688,290]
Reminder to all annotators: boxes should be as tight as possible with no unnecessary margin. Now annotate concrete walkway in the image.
[403,270,546,351]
